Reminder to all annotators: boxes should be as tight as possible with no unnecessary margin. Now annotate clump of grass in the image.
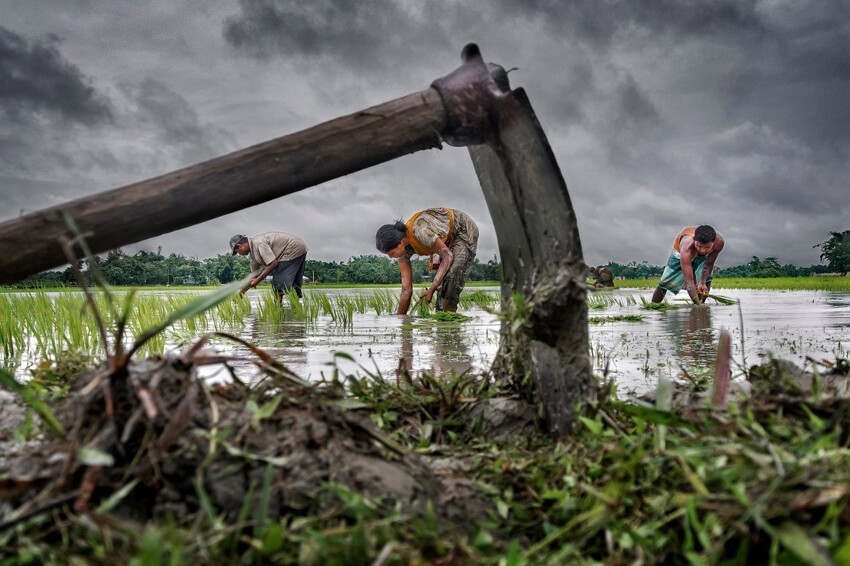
[367,289,397,315]
[427,312,472,323]
[27,350,97,393]
[588,314,645,324]
[640,297,684,311]
[587,294,639,310]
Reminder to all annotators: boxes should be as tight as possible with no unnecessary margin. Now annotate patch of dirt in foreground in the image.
[0,354,489,529]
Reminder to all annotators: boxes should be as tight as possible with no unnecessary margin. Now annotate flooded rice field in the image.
[2,286,849,397]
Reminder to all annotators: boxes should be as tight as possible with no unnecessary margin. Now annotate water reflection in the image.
[7,287,850,396]
[396,319,473,378]
[664,306,716,374]
[397,317,414,379]
[428,325,472,376]
[252,316,308,369]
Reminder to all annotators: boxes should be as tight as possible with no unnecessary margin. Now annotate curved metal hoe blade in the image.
[433,46,591,437]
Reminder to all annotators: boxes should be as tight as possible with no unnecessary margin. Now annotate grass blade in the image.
[128,277,249,357]
[0,367,65,437]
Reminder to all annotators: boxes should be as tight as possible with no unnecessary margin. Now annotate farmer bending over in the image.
[652,225,724,304]
[376,207,479,314]
[230,232,308,302]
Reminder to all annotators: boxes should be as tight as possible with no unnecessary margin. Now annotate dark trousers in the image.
[271,253,306,298]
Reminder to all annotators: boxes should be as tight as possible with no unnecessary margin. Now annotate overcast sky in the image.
[1,0,848,269]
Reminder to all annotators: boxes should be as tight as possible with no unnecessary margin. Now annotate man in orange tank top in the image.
[651,225,725,304]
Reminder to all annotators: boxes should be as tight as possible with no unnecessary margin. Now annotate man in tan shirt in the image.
[230,231,308,301]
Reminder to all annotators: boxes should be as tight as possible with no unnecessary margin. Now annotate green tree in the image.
[203,254,249,283]
[747,256,782,278]
[816,230,850,275]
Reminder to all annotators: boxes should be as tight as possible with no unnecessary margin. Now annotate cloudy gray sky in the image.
[1,0,848,268]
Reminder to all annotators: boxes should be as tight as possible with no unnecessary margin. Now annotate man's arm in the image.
[698,235,724,292]
[419,239,453,304]
[241,259,279,294]
[679,236,701,303]
[396,259,414,315]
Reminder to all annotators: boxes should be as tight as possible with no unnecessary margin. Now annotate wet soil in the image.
[0,346,513,535]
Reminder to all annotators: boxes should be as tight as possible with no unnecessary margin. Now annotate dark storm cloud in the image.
[222,0,446,68]
[615,76,659,131]
[120,78,234,165]
[0,24,234,224]
[0,26,112,126]
[0,25,115,180]
[499,0,766,49]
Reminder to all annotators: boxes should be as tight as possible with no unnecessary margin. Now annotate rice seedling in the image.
[333,296,356,329]
[255,290,290,324]
[211,293,252,330]
[315,292,335,317]
[0,295,26,357]
[457,290,499,310]
[703,293,737,305]
[283,288,306,319]
[587,294,617,309]
[367,289,397,315]
[586,294,638,310]
[413,294,432,318]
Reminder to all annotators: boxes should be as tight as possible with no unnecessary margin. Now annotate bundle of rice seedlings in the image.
[427,311,471,323]
[704,293,737,305]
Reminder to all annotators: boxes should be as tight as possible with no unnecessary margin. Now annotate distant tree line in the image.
[8,229,848,287]
[600,257,833,280]
[303,255,501,284]
[714,257,833,278]
[8,250,502,288]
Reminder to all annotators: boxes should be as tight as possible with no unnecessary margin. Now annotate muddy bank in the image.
[0,352,503,530]
[3,348,850,563]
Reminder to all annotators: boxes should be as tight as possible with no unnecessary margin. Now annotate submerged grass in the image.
[0,289,254,368]
[1,286,499,371]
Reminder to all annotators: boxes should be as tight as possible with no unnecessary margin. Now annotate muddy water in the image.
[6,287,849,397]
[214,288,502,383]
[201,287,849,398]
[587,288,850,396]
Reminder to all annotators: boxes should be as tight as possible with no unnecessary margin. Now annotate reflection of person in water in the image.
[429,324,473,376]
[246,307,309,372]
[396,317,474,378]
[396,318,415,382]
[666,306,716,374]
